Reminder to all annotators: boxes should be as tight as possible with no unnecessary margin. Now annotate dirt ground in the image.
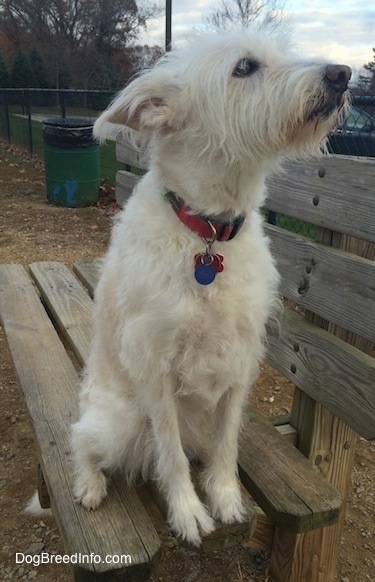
[0,141,373,581]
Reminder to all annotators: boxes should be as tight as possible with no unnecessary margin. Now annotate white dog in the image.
[71,28,350,546]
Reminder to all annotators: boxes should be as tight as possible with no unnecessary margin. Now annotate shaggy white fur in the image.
[71,28,350,546]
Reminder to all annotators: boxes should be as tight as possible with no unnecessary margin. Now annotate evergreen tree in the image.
[10,50,37,88]
[29,48,49,88]
[363,48,375,90]
[87,52,118,90]
[0,50,10,87]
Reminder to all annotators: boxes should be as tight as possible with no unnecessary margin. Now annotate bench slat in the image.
[73,261,100,298]
[30,261,93,366]
[116,137,149,170]
[0,264,161,579]
[265,157,375,243]
[238,406,342,533]
[266,308,375,440]
[74,260,100,296]
[265,224,375,343]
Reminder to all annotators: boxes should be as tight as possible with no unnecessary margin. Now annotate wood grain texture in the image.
[0,264,161,579]
[238,406,342,533]
[29,261,93,366]
[265,224,375,343]
[269,228,373,582]
[245,508,274,552]
[275,423,297,445]
[265,156,375,242]
[265,308,375,440]
[270,404,357,582]
[73,261,100,298]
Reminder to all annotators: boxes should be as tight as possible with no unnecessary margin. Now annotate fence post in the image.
[2,89,12,143]
[24,89,33,155]
[59,90,66,118]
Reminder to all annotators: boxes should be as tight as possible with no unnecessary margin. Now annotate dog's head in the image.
[95,29,351,162]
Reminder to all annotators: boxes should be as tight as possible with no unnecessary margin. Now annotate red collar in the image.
[164,191,245,241]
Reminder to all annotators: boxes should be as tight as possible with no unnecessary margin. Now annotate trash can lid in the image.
[42,117,95,129]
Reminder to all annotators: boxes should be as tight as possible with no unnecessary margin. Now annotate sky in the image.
[139,0,375,79]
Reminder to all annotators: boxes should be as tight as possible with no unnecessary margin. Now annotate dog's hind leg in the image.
[71,391,145,510]
[202,385,248,524]
[148,375,215,546]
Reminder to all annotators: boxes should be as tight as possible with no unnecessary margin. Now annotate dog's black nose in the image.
[325,64,352,93]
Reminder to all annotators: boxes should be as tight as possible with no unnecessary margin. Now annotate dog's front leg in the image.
[202,385,247,524]
[149,376,215,546]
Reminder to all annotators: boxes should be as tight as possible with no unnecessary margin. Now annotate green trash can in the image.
[42,117,100,207]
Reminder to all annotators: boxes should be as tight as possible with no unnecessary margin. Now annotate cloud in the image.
[140,1,374,69]
[282,3,374,68]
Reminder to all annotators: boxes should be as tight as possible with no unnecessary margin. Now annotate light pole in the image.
[166,0,172,51]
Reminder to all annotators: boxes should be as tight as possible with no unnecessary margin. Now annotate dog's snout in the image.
[324,64,352,93]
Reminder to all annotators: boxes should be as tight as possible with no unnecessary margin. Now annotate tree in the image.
[10,49,36,87]
[205,0,288,31]
[0,0,163,87]
[358,48,375,92]
[0,49,9,86]
[29,47,49,88]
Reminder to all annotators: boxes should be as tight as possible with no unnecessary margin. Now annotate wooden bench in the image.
[0,140,373,580]
[116,139,375,581]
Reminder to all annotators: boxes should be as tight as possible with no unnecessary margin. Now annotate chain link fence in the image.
[0,88,122,185]
[0,89,374,237]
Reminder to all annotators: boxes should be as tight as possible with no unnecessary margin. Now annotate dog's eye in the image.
[233,59,259,78]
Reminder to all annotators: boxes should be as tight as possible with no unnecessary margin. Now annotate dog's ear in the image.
[94,72,183,138]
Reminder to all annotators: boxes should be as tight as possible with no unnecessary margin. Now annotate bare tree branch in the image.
[205,0,289,32]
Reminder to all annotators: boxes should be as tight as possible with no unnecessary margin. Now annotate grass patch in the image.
[276,215,316,239]
[262,209,316,240]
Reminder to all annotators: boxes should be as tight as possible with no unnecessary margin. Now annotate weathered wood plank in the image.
[238,406,342,533]
[73,260,101,298]
[265,156,375,242]
[0,264,161,580]
[116,136,149,169]
[265,224,375,343]
[29,261,93,366]
[275,423,297,445]
[115,170,141,206]
[269,228,374,582]
[245,508,274,552]
[265,308,375,440]
[271,393,358,582]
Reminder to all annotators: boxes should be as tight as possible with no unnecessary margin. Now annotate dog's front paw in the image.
[74,470,107,510]
[206,479,247,524]
[169,498,215,547]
